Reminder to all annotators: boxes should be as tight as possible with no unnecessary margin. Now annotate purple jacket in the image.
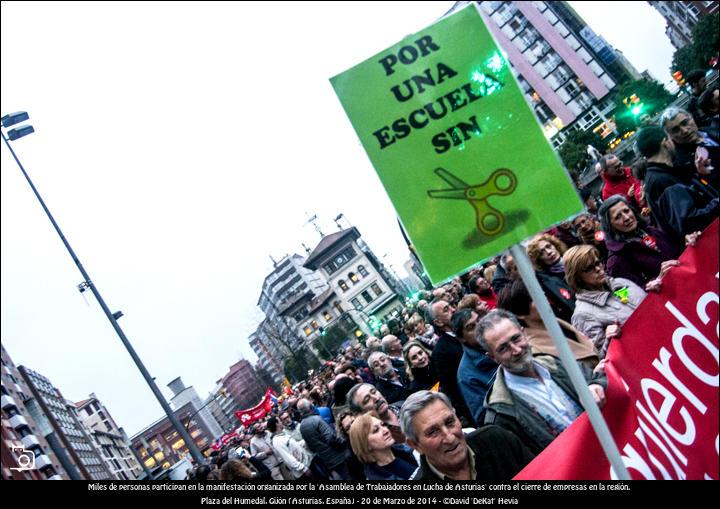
[604,227,681,287]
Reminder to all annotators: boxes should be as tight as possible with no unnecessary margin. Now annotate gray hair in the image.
[659,107,690,128]
[297,398,314,415]
[367,351,387,373]
[346,383,373,414]
[499,251,513,271]
[475,309,522,352]
[399,390,454,442]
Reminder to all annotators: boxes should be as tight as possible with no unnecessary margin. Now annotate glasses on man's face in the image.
[582,260,603,273]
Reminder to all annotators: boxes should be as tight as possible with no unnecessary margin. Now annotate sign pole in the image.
[510,244,631,480]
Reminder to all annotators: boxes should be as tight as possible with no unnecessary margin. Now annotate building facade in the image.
[219,360,266,411]
[18,365,112,480]
[1,345,67,480]
[205,383,237,434]
[252,253,329,381]
[303,227,404,334]
[75,393,143,480]
[465,1,620,148]
[167,377,223,441]
[648,1,718,49]
[130,400,213,471]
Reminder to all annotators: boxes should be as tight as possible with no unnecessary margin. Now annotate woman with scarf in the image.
[598,194,685,292]
[525,234,576,322]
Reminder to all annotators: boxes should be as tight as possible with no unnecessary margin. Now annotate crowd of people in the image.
[185,75,718,482]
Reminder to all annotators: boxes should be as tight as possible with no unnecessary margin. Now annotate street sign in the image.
[331,5,582,284]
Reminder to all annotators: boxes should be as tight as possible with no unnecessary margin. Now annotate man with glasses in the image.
[477,310,606,455]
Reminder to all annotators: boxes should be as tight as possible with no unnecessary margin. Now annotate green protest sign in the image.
[331,5,582,284]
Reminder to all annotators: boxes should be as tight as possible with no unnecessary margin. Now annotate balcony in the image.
[1,394,18,410]
[8,414,29,430]
[21,434,41,450]
[35,454,53,469]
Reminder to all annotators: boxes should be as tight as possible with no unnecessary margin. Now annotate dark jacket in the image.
[299,413,349,469]
[644,162,719,244]
[409,363,440,393]
[363,444,418,481]
[411,425,534,481]
[483,354,606,455]
[431,331,474,425]
[536,270,576,323]
[605,226,682,287]
[374,372,410,405]
[458,345,498,426]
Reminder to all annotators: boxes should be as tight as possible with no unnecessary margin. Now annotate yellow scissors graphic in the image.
[427,167,517,236]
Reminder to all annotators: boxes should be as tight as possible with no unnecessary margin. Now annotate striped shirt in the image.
[503,362,582,436]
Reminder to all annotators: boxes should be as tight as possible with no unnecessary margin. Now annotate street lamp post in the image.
[1,112,206,465]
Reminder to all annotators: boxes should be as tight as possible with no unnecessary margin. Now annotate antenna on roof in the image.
[304,213,324,237]
[269,255,278,267]
[301,242,311,255]
[334,213,347,231]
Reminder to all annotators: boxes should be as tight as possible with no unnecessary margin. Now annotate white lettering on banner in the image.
[611,285,719,480]
[640,379,696,446]
[652,348,707,414]
[614,443,656,480]
[636,404,689,481]
[665,301,720,386]
[635,399,688,467]
[635,418,675,480]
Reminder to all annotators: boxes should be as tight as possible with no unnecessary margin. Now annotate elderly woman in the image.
[526,234,576,322]
[598,194,682,291]
[402,340,439,392]
[564,245,647,359]
[349,413,418,480]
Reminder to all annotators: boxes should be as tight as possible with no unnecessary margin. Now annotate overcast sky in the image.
[1,1,675,437]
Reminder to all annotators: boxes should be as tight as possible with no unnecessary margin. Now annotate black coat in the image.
[431,331,474,425]
[411,425,534,481]
[644,162,719,244]
[409,363,440,393]
[536,270,575,323]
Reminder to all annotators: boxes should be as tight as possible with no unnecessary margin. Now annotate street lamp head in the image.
[7,125,34,141]
[1,111,29,128]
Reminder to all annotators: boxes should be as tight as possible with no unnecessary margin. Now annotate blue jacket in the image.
[457,345,498,425]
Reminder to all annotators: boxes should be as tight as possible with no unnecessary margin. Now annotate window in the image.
[351,298,363,310]
[357,265,368,277]
[85,406,95,416]
[348,272,359,284]
[323,311,332,322]
[338,280,349,292]
[361,291,373,304]
[333,301,343,313]
[322,246,357,275]
[311,321,319,330]
[371,283,384,297]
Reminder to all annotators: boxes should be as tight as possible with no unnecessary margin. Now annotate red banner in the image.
[234,388,278,427]
[515,219,719,480]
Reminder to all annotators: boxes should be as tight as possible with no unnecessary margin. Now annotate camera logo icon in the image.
[10,447,35,472]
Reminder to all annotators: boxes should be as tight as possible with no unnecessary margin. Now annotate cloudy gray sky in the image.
[1,1,675,437]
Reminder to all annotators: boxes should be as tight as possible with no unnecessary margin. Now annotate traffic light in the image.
[622,94,644,117]
[672,70,686,87]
